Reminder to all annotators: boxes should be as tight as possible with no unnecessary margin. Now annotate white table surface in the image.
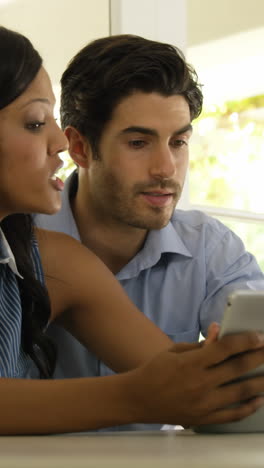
[1,429,264,468]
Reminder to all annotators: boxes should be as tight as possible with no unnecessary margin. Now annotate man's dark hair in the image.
[60,34,203,157]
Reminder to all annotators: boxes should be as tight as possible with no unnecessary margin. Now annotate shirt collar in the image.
[117,215,192,280]
[63,172,81,240]
[147,219,192,257]
[0,227,23,278]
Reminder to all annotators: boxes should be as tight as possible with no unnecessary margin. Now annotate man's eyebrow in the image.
[120,126,158,137]
[19,98,53,109]
[119,123,193,137]
[174,123,193,135]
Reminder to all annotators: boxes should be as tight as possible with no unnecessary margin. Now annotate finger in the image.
[198,395,264,426]
[211,347,264,387]
[210,371,264,408]
[200,372,264,419]
[204,322,220,345]
[199,331,264,368]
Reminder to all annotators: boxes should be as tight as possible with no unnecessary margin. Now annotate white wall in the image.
[2,0,264,87]
[187,0,264,105]
[187,0,264,46]
[110,0,186,49]
[1,0,187,84]
[0,0,110,86]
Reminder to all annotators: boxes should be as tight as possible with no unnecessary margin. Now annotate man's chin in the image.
[146,207,175,229]
[130,215,172,230]
[148,218,172,230]
[123,203,175,230]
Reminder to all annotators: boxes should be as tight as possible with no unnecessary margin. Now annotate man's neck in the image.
[71,192,147,275]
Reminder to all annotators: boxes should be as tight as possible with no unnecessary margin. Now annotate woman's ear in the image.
[64,126,92,168]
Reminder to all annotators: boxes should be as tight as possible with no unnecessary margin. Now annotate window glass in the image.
[216,217,264,271]
[190,95,264,214]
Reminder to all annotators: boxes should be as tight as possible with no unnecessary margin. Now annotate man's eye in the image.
[25,121,45,131]
[171,139,187,148]
[128,140,146,149]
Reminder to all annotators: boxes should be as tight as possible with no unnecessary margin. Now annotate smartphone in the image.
[220,289,264,336]
[219,290,264,379]
[194,290,264,433]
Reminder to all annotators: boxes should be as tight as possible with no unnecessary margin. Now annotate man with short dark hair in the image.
[36,35,264,431]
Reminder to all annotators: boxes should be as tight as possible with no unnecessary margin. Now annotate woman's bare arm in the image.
[37,228,173,372]
[1,333,264,434]
[0,229,261,435]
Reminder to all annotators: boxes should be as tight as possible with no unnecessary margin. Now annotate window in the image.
[187,24,264,270]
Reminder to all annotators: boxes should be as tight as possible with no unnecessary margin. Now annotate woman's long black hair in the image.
[0,26,56,377]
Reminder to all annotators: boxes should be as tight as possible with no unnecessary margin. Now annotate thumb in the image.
[204,322,220,346]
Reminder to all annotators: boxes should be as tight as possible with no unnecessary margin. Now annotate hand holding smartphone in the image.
[194,290,264,433]
[219,290,264,379]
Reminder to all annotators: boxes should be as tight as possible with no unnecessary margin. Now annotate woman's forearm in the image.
[0,373,141,435]
[2,331,264,434]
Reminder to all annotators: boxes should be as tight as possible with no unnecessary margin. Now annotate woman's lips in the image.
[50,176,64,191]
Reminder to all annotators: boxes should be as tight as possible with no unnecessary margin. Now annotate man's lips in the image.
[141,191,174,207]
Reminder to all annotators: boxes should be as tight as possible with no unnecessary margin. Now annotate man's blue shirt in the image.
[36,171,264,430]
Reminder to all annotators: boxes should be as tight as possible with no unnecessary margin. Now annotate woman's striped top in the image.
[0,228,44,378]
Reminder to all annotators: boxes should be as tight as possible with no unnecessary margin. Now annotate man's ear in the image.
[64,126,92,168]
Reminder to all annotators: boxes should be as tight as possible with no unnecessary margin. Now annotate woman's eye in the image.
[25,121,45,131]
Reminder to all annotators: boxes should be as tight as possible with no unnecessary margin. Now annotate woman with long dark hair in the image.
[1,26,264,435]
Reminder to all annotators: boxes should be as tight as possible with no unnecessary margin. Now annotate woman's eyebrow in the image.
[19,98,53,109]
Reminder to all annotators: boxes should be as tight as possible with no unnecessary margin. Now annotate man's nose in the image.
[149,146,176,180]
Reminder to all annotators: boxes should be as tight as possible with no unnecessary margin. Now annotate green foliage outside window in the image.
[190,94,264,270]
[59,154,75,181]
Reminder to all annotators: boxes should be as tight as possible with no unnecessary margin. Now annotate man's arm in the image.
[201,224,264,336]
